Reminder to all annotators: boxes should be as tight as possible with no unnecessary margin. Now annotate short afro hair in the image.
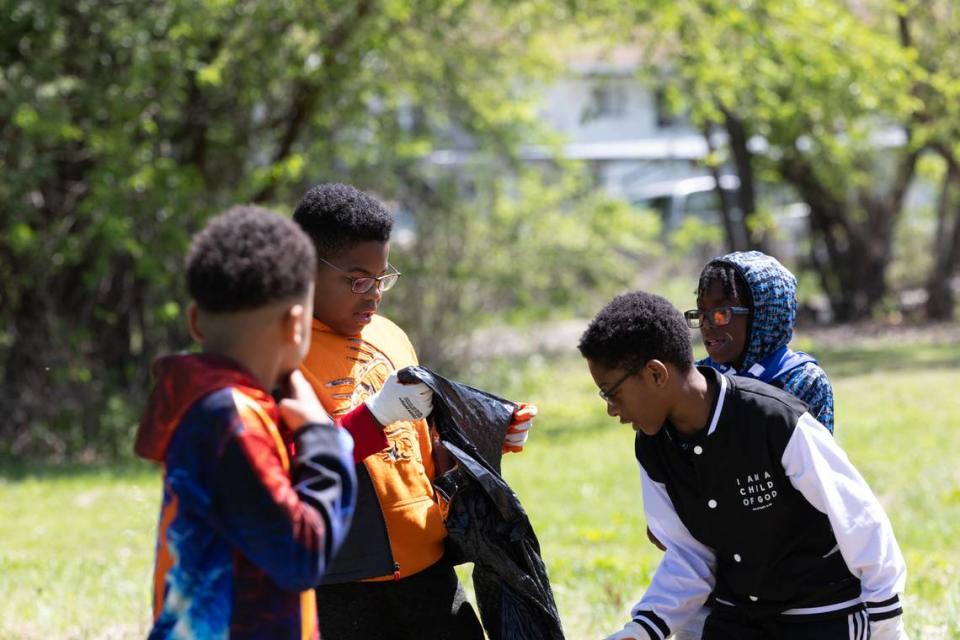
[186,205,317,313]
[696,260,752,307]
[293,183,393,257]
[578,291,694,372]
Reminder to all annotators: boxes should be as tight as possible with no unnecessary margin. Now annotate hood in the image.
[134,353,274,463]
[706,251,797,372]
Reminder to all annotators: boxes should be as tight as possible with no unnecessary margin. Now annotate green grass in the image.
[0,464,158,639]
[2,339,959,639]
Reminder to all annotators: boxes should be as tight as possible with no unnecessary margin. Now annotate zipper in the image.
[361,454,400,581]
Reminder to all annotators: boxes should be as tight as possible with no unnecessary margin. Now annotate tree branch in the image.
[253,0,375,203]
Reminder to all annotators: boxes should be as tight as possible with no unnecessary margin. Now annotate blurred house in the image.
[534,46,712,198]
[420,46,815,259]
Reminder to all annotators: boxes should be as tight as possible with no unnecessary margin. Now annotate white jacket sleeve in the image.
[782,413,907,638]
[607,465,716,640]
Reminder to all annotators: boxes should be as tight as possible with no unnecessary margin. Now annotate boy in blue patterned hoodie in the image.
[688,250,834,432]
[671,250,836,640]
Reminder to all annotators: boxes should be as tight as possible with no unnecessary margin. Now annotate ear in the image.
[186,303,204,343]
[645,359,670,388]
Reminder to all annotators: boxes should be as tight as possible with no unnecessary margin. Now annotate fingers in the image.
[503,402,537,453]
[365,373,434,425]
[279,370,333,430]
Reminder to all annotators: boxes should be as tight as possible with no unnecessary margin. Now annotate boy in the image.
[689,250,833,432]
[135,206,424,639]
[292,183,533,639]
[674,250,837,639]
[578,291,908,640]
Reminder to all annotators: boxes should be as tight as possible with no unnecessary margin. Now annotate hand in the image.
[603,621,646,640]
[502,402,537,453]
[279,370,335,431]
[870,615,909,640]
[365,371,433,426]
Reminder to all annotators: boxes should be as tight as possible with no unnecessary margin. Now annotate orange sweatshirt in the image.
[300,315,446,582]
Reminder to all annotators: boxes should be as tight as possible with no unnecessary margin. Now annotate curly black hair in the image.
[696,259,752,307]
[293,183,393,257]
[186,205,317,313]
[578,291,694,372]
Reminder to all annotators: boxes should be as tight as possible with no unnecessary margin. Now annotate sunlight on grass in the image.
[0,466,159,639]
[2,340,958,638]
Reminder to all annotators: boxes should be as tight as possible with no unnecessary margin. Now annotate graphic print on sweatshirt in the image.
[735,469,780,511]
[322,337,419,465]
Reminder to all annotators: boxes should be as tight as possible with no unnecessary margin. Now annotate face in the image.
[587,358,670,436]
[697,280,749,367]
[312,240,391,336]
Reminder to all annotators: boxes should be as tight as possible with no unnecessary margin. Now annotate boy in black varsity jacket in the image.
[672,250,837,640]
[579,291,908,640]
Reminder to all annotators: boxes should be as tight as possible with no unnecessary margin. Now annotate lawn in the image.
[2,335,959,639]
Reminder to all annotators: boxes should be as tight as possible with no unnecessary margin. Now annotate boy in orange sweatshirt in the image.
[293,183,534,639]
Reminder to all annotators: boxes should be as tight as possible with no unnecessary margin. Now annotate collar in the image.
[698,366,728,437]
[664,368,728,447]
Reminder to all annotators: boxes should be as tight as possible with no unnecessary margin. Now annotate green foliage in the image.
[0,0,645,457]
[578,0,960,321]
[387,167,661,369]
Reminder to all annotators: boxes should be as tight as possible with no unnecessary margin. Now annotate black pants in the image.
[703,604,872,640]
[315,559,484,640]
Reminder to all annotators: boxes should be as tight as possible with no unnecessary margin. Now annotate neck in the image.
[669,366,715,436]
[202,337,279,391]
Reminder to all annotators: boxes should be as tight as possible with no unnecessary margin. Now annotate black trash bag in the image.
[397,366,566,640]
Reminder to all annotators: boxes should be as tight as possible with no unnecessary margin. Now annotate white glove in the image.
[871,615,909,640]
[365,371,433,426]
[603,621,648,640]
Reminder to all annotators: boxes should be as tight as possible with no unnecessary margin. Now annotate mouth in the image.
[703,334,729,352]
[353,306,377,325]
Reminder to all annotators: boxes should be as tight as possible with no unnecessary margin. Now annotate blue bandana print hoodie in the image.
[699,251,835,432]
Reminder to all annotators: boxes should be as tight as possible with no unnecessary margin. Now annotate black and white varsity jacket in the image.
[625,367,905,640]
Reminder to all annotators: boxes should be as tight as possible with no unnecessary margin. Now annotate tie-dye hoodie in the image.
[135,353,360,640]
[698,251,835,432]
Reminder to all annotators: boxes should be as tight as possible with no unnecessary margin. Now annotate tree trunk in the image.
[925,155,960,320]
[702,122,741,252]
[721,106,764,251]
[780,151,917,322]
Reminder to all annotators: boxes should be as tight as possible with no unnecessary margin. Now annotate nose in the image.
[365,283,384,304]
[606,402,619,418]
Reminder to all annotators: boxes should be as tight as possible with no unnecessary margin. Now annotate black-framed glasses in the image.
[684,306,750,329]
[598,367,640,405]
[318,256,401,294]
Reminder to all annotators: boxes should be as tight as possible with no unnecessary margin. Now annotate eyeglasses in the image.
[598,366,640,405]
[684,306,750,329]
[318,256,401,294]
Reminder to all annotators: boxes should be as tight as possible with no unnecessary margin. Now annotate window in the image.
[590,83,628,119]
[655,87,678,129]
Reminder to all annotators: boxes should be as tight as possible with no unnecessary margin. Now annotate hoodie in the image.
[135,353,359,640]
[301,315,447,585]
[699,251,835,432]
